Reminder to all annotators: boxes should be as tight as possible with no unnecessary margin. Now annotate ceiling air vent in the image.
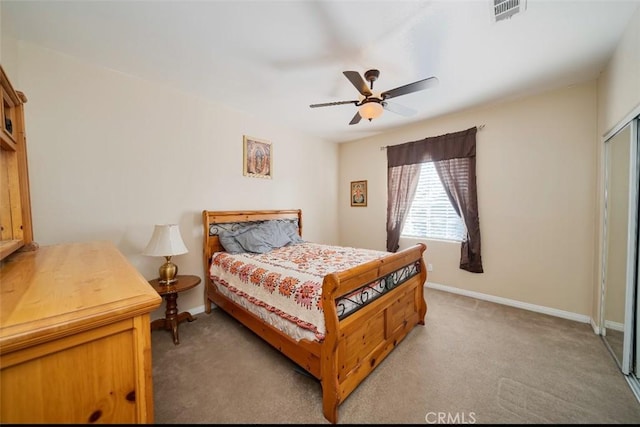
[493,0,526,22]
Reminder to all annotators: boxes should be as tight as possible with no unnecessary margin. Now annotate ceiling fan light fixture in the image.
[309,69,438,125]
[359,101,383,121]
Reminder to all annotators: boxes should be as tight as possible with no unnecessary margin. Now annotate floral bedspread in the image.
[209,242,388,340]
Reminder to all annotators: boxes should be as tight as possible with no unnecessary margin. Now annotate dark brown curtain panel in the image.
[386,163,421,252]
[386,127,483,273]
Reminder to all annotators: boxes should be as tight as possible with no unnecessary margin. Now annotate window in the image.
[401,162,466,241]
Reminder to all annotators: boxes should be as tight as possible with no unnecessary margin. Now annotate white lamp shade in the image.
[359,101,384,120]
[142,224,188,257]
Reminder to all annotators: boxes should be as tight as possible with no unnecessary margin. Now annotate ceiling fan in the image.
[309,69,439,125]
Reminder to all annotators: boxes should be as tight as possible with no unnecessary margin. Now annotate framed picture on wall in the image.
[243,135,272,179]
[350,180,367,207]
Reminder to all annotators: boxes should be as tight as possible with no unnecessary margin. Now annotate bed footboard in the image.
[320,243,427,423]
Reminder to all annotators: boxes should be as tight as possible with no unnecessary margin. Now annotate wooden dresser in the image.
[1,64,36,261]
[0,241,162,423]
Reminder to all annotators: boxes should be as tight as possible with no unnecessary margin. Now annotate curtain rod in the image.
[379,124,485,150]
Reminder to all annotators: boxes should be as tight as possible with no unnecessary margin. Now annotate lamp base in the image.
[158,256,178,285]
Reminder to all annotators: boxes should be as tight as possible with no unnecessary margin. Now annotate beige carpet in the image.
[151,288,640,424]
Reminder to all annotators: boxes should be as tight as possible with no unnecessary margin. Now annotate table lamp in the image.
[143,224,188,284]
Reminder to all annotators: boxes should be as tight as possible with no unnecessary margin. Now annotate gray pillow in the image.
[234,221,293,254]
[278,221,304,244]
[218,224,258,254]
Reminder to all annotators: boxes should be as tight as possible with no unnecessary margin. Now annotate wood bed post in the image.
[321,273,340,424]
[417,243,428,324]
[202,210,213,314]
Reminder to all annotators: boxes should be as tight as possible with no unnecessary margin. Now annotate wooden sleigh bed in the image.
[202,209,427,423]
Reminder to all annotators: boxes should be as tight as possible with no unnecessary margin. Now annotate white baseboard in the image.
[166,287,599,335]
[189,304,207,316]
[604,319,624,332]
[151,304,207,323]
[425,282,597,332]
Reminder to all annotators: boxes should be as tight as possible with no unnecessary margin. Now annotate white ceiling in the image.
[2,0,639,143]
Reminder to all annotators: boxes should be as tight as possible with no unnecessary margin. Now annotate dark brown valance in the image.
[387,127,477,167]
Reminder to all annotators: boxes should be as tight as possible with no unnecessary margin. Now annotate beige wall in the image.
[339,82,598,316]
[593,6,640,326]
[339,5,640,322]
[597,7,640,136]
[1,40,340,319]
[3,5,637,325]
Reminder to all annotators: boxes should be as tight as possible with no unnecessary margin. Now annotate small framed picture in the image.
[243,135,272,179]
[350,180,367,207]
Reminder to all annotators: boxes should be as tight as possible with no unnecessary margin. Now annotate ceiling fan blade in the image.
[349,111,362,125]
[381,76,439,100]
[382,100,417,117]
[343,71,372,97]
[310,100,358,108]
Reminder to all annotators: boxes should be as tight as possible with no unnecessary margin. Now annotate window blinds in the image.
[402,162,466,241]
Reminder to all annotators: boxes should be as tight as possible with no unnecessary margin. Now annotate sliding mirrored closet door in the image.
[601,114,639,384]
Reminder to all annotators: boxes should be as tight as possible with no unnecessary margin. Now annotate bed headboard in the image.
[201,209,303,271]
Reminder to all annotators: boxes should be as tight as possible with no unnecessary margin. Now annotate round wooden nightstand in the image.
[149,274,201,345]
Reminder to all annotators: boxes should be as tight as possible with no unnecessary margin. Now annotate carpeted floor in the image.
[151,288,640,424]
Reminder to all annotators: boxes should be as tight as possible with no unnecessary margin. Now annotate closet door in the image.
[602,117,639,375]
[634,118,640,378]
